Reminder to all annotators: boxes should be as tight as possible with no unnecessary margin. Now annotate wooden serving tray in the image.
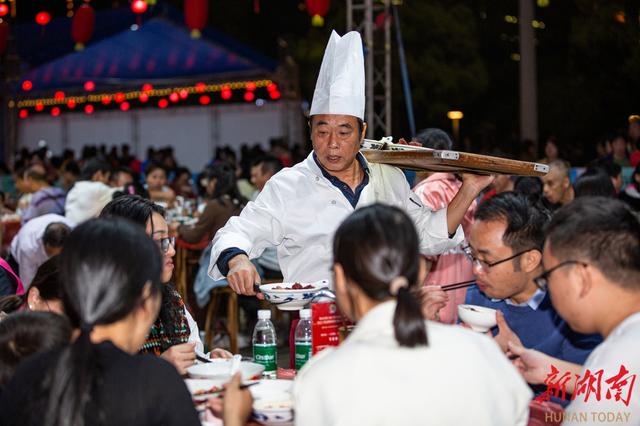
[360,140,548,176]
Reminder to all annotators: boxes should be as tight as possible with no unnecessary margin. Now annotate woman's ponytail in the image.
[393,286,428,348]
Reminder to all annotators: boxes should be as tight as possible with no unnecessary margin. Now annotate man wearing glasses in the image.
[509,198,640,420]
[447,193,601,374]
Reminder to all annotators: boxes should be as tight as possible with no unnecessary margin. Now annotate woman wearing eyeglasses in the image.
[101,195,231,375]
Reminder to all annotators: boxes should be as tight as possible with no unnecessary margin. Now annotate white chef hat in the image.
[309,30,365,120]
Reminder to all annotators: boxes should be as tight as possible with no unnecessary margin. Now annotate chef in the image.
[208,30,492,295]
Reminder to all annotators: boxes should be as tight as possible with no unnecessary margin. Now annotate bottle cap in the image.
[258,309,271,320]
[299,308,311,319]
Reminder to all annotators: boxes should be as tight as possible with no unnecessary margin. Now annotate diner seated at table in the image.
[0,218,201,426]
[423,193,602,395]
[64,157,117,224]
[171,166,196,199]
[10,214,74,290]
[0,311,72,390]
[145,163,176,205]
[508,197,640,422]
[19,165,66,224]
[172,163,247,308]
[294,204,532,426]
[101,195,231,374]
[0,256,64,315]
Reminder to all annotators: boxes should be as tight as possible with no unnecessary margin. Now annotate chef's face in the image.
[311,114,366,174]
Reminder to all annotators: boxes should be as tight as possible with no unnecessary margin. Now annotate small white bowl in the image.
[458,304,497,332]
[187,360,265,381]
[250,380,294,425]
[259,280,329,311]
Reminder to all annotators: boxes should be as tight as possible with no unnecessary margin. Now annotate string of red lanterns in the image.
[16,80,280,119]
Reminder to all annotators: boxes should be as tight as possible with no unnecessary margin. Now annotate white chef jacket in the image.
[10,213,76,289]
[563,312,640,426]
[294,301,533,426]
[209,152,464,283]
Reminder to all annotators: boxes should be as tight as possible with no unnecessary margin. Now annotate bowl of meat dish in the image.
[457,304,497,332]
[259,280,329,311]
[250,379,294,425]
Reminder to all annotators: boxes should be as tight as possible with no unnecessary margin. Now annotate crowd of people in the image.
[0,29,638,426]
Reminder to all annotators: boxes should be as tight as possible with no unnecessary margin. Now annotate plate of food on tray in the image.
[258,279,330,310]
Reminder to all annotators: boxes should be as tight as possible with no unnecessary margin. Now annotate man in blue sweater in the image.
[460,192,601,365]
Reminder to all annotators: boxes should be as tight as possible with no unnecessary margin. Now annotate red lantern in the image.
[195,82,206,93]
[139,93,149,103]
[67,99,77,109]
[0,4,8,17]
[199,95,211,105]
[169,92,179,103]
[19,109,29,119]
[306,0,330,27]
[35,103,44,112]
[101,96,112,105]
[158,99,169,108]
[142,83,153,92]
[84,104,94,114]
[221,88,232,100]
[22,80,33,91]
[72,4,95,51]
[120,102,130,111]
[246,82,257,92]
[84,81,95,91]
[185,0,208,39]
[35,11,51,26]
[54,91,65,100]
[0,22,8,55]
[51,107,61,117]
[179,89,189,100]
[244,91,255,102]
[131,0,148,14]
[269,90,281,100]
[114,92,126,103]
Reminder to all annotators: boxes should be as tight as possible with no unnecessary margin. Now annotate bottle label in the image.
[295,341,312,371]
[253,343,277,372]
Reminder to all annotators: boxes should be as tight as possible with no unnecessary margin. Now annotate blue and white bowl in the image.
[250,379,294,425]
[259,280,329,311]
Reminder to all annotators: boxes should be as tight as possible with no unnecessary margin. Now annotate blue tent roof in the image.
[17,10,277,93]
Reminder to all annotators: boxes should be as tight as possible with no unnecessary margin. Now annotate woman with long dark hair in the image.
[294,204,532,426]
[100,195,230,374]
[173,162,247,307]
[0,218,200,425]
[174,162,246,244]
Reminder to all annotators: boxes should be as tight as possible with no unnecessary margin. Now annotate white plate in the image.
[259,280,329,311]
[187,360,265,381]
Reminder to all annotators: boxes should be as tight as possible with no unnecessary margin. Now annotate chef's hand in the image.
[418,285,449,321]
[459,173,495,195]
[161,342,196,375]
[227,254,264,299]
[493,311,523,353]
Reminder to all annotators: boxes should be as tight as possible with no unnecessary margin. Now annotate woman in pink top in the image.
[410,129,476,323]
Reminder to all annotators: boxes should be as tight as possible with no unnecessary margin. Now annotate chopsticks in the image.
[440,279,477,292]
[194,382,259,399]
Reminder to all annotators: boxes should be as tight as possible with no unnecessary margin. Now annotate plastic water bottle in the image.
[253,309,277,378]
[294,309,313,371]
